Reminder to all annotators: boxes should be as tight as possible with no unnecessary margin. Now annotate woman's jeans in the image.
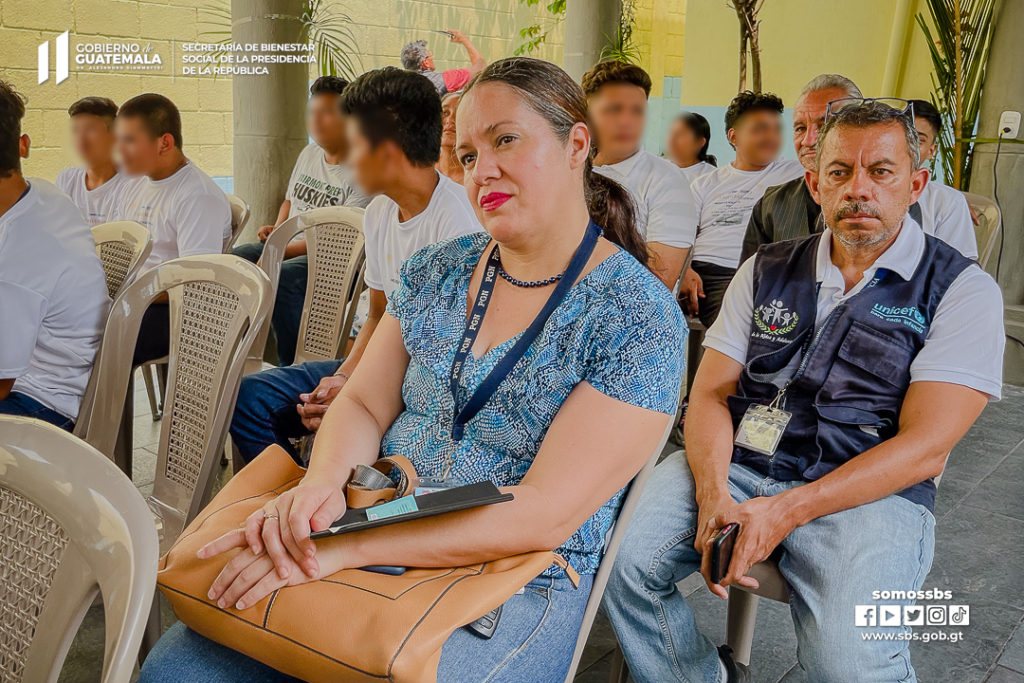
[604,452,935,683]
[139,573,592,682]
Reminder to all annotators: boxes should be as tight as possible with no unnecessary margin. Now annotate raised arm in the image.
[449,29,486,74]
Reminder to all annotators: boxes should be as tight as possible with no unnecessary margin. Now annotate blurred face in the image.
[346,117,405,195]
[456,81,589,245]
[729,109,783,167]
[666,118,705,167]
[587,83,647,160]
[307,93,346,152]
[70,114,116,167]
[115,116,170,176]
[914,116,938,166]
[809,121,927,249]
[441,93,461,147]
[793,87,848,171]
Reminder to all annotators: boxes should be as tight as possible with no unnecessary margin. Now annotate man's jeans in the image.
[228,359,341,463]
[139,573,592,683]
[0,391,74,430]
[234,242,308,366]
[604,451,935,683]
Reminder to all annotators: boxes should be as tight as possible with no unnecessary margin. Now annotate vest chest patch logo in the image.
[754,299,799,338]
[870,303,926,333]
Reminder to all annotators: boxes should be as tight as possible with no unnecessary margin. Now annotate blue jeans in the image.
[139,573,592,682]
[0,391,74,430]
[604,452,935,683]
[228,359,341,463]
[234,242,308,366]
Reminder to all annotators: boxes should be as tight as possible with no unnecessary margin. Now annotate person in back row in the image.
[400,29,485,98]
[606,99,1004,683]
[908,98,978,259]
[114,93,232,366]
[741,74,863,262]
[666,111,717,183]
[681,90,803,327]
[234,76,372,366]
[437,90,464,183]
[56,96,130,226]
[228,66,479,464]
[586,60,698,289]
[0,80,110,429]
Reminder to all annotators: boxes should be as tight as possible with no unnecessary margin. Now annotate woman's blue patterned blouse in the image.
[383,232,686,574]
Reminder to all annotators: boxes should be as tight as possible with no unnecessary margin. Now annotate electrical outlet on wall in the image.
[998,110,1021,139]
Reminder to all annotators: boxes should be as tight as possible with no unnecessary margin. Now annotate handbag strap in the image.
[346,455,418,509]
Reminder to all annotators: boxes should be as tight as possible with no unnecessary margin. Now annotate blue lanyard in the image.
[449,221,601,441]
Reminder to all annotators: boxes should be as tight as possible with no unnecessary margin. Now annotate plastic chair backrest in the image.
[0,416,158,683]
[74,254,271,551]
[962,191,1001,271]
[225,194,251,253]
[244,206,365,373]
[563,421,672,682]
[91,221,153,299]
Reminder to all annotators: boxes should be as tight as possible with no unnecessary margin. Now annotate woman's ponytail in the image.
[584,157,648,266]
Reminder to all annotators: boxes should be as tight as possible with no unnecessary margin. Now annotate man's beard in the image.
[828,201,898,248]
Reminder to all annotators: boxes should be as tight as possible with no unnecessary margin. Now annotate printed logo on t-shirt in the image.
[291,173,348,212]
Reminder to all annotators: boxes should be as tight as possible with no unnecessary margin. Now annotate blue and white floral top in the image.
[384,232,687,574]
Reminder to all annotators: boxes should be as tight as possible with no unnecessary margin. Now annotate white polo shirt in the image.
[704,216,1004,400]
[0,179,111,419]
[916,181,978,259]
[363,172,480,301]
[115,160,231,276]
[594,149,699,249]
[56,167,131,226]
[690,158,805,269]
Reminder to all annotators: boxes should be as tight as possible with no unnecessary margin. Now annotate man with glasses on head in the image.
[741,73,869,261]
[606,98,1004,682]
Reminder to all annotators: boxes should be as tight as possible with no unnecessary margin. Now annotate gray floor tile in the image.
[929,505,1024,609]
[1000,624,1024,674]
[964,450,1024,521]
[987,666,1024,682]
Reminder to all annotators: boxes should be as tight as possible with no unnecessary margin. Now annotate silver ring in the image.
[264,512,280,521]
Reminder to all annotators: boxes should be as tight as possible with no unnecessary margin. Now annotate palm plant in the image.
[916,0,997,188]
[600,0,640,64]
[198,0,361,80]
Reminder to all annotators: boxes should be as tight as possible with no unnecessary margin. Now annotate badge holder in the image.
[734,390,792,456]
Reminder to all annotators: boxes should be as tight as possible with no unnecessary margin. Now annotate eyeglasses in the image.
[824,97,914,122]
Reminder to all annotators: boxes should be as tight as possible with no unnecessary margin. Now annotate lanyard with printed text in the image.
[449,221,601,441]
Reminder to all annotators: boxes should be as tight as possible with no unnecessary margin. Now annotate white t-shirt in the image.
[594,149,698,248]
[680,160,716,184]
[0,179,111,419]
[115,161,231,275]
[56,167,131,226]
[285,143,372,217]
[363,172,480,301]
[704,218,1004,400]
[916,180,978,259]
[691,158,805,268]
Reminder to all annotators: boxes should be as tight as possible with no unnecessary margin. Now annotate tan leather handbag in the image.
[157,446,575,682]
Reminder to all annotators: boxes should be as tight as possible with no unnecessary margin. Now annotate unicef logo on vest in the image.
[870,303,926,333]
[754,299,799,338]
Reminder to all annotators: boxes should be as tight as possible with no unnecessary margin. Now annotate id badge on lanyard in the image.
[734,401,792,456]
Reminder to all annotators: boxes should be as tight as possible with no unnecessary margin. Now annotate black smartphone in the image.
[709,522,739,584]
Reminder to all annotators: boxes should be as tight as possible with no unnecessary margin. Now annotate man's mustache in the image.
[835,202,881,220]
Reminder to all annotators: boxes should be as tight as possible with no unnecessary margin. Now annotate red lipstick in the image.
[479,192,511,212]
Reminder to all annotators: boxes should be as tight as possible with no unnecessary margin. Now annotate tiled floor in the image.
[58,377,1024,682]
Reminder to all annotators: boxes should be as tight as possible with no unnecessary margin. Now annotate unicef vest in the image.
[729,232,974,510]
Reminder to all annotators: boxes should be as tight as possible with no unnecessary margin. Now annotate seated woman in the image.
[140,57,686,683]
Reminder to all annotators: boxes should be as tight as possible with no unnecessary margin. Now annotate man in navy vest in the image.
[605,100,1004,682]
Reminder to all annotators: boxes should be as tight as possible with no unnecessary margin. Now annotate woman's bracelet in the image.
[334,368,350,380]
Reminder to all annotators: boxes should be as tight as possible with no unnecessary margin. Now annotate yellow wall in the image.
[677,0,936,107]
[1,0,563,181]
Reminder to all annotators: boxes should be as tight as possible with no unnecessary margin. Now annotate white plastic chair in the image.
[563,422,672,682]
[224,193,251,253]
[91,220,152,299]
[962,191,1001,271]
[0,415,159,683]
